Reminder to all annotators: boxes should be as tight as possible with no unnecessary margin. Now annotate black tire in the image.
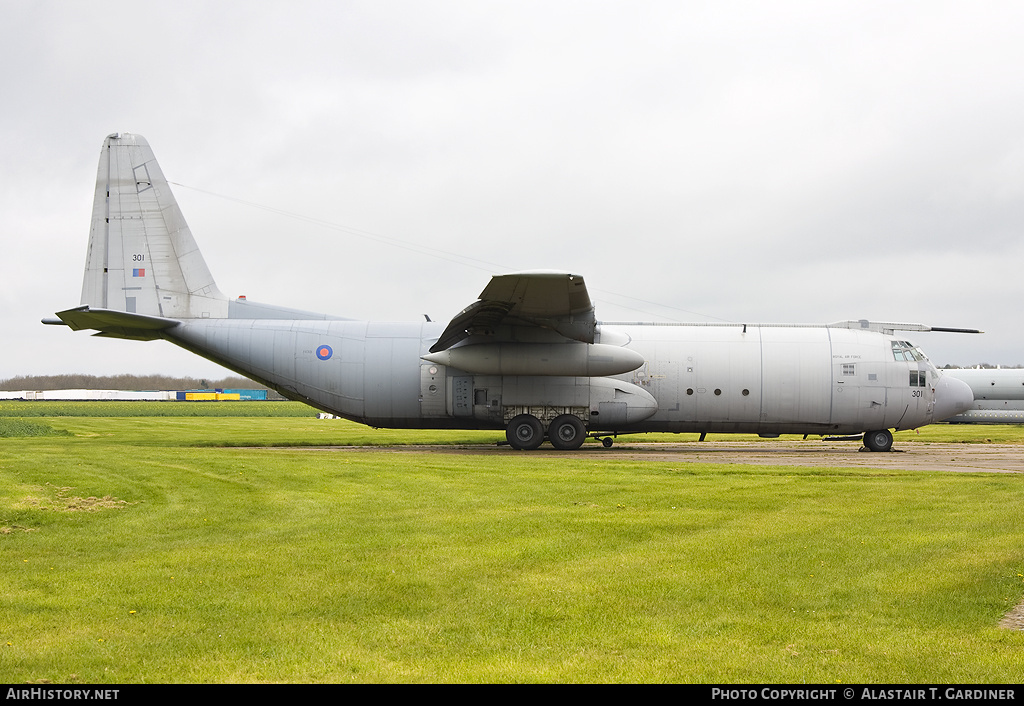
[863,429,893,452]
[506,414,544,450]
[601,437,614,448]
[548,414,586,450]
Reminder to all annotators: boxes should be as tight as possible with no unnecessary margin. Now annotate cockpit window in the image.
[891,340,926,362]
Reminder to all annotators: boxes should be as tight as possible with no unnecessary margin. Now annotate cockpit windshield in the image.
[891,340,927,362]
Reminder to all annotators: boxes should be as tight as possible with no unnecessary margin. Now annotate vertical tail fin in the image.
[80,133,227,319]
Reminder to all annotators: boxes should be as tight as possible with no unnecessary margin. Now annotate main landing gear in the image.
[548,414,586,450]
[505,413,588,451]
[506,414,544,450]
[862,429,894,452]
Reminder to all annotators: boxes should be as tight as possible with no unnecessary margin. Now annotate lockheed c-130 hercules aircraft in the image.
[45,134,979,452]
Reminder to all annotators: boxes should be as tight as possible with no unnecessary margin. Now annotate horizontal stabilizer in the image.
[50,306,179,341]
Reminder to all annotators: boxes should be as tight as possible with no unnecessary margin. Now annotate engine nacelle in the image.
[422,342,644,377]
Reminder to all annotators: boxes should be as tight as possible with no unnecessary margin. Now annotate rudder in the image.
[80,133,227,319]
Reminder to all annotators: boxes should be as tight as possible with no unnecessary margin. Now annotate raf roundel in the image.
[315,344,333,361]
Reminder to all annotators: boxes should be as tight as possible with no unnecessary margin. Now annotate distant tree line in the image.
[940,364,1024,369]
[0,373,285,398]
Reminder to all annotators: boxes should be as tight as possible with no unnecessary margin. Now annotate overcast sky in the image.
[3,0,1023,380]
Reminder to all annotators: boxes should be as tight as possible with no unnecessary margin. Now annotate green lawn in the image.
[1,406,1022,682]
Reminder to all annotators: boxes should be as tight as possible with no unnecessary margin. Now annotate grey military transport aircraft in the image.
[44,134,978,452]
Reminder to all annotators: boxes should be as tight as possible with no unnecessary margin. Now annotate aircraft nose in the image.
[932,374,975,421]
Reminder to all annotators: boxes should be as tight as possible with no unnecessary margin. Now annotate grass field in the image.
[2,403,1023,683]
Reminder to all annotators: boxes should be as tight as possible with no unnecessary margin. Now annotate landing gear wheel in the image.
[601,437,614,448]
[506,414,544,450]
[548,415,586,450]
[863,429,893,452]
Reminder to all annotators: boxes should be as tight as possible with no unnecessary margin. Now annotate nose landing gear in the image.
[863,429,894,452]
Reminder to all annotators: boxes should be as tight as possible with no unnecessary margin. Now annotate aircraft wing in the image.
[430,272,595,353]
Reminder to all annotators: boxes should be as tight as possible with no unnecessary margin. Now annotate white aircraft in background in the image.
[941,369,1024,423]
[44,134,978,452]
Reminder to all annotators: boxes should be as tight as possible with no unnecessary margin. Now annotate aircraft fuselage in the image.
[166,315,968,437]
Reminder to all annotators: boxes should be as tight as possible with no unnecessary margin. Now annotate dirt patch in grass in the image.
[18,484,135,512]
[0,525,37,534]
[1000,602,1024,631]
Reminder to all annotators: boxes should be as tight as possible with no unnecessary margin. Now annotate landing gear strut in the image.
[863,429,894,452]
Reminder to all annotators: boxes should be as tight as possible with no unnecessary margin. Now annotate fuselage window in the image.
[842,364,856,376]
